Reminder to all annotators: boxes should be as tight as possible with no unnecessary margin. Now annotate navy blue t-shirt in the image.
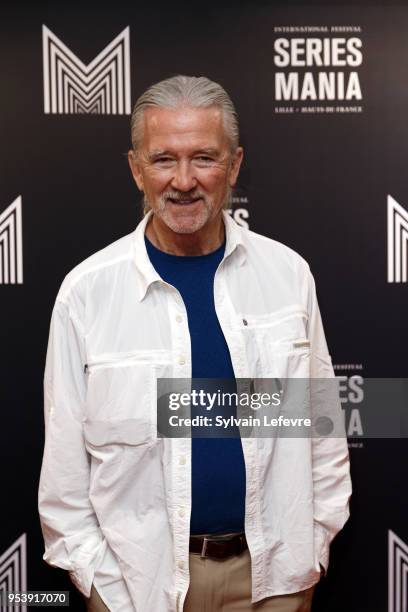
[145,234,246,534]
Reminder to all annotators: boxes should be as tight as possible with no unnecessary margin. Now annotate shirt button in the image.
[179,455,186,465]
[178,508,185,518]
[176,314,183,323]
[177,560,184,570]
[178,356,186,366]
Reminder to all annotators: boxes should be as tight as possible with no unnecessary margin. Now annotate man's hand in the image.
[299,585,316,612]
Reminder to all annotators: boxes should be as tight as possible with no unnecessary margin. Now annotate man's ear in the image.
[229,146,244,188]
[128,149,144,192]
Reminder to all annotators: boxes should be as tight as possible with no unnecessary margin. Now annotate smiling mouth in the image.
[167,197,202,205]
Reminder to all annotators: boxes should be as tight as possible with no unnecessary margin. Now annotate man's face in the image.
[128,106,243,234]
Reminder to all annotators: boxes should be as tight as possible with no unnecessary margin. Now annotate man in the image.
[38,75,352,612]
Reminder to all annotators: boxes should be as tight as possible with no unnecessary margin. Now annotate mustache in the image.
[161,191,205,202]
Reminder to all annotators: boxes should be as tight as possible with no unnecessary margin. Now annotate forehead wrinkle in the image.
[142,106,226,147]
[146,105,222,127]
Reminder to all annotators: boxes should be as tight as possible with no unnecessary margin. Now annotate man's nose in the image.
[170,160,197,192]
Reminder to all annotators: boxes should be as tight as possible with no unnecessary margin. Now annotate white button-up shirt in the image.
[38,211,352,612]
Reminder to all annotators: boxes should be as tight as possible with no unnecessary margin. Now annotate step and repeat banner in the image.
[1,2,407,611]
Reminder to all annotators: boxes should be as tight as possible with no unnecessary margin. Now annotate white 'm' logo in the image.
[0,196,23,284]
[389,529,408,612]
[388,195,408,283]
[0,533,27,611]
[42,25,131,114]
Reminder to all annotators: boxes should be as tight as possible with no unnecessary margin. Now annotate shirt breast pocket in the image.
[239,306,311,379]
[84,350,173,448]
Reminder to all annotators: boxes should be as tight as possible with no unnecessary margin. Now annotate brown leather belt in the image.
[189,533,248,559]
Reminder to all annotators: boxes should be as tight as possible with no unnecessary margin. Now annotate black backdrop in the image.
[1,2,407,611]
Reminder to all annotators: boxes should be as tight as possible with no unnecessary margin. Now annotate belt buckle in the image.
[200,536,209,558]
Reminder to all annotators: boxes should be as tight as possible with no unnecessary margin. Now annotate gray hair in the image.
[130,75,239,152]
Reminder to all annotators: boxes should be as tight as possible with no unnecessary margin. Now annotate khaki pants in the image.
[184,549,316,612]
[84,550,316,612]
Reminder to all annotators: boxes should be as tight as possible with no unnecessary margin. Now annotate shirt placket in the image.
[164,284,192,611]
[213,260,266,602]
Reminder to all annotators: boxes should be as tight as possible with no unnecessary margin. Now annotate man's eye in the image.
[195,156,214,163]
[154,157,174,164]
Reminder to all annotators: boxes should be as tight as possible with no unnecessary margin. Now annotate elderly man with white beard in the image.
[39,75,351,612]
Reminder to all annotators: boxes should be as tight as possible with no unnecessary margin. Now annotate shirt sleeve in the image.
[38,298,105,597]
[306,269,352,574]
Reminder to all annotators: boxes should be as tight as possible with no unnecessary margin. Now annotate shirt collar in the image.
[132,209,247,302]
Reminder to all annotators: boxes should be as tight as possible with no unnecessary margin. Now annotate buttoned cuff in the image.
[67,538,108,598]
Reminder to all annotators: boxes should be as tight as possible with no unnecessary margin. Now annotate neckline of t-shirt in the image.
[144,234,226,262]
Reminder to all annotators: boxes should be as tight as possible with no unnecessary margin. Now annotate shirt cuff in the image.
[314,522,330,574]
